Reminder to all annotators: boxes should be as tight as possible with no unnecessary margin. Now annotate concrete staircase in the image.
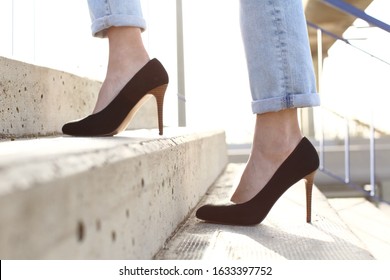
[0,57,228,259]
[0,56,157,139]
[2,57,389,260]
[155,164,390,260]
[0,128,227,259]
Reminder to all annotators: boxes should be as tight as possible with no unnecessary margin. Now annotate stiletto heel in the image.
[62,59,169,137]
[196,137,320,226]
[149,84,167,135]
[304,171,316,223]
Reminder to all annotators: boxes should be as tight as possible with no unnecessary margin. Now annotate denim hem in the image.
[251,93,320,114]
[91,15,147,38]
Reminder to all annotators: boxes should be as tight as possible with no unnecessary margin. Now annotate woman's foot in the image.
[231,109,303,204]
[196,136,319,225]
[93,26,150,113]
[62,58,168,136]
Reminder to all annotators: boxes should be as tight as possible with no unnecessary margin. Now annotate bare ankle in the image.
[230,109,304,204]
[253,109,302,150]
[93,27,150,113]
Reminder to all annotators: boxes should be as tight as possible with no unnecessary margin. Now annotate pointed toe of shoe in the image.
[62,121,80,136]
[195,204,231,224]
[61,122,73,135]
[62,122,72,135]
[195,205,211,221]
[62,120,89,136]
[61,115,102,136]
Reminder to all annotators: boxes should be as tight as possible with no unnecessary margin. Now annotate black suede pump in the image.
[62,58,169,136]
[196,137,319,226]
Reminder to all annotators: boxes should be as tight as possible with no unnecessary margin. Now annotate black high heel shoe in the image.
[62,58,169,136]
[196,137,319,226]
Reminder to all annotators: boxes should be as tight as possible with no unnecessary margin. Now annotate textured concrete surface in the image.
[328,198,390,260]
[0,128,227,259]
[0,57,157,138]
[155,164,375,260]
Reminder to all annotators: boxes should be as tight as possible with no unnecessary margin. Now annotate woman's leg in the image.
[231,0,320,203]
[94,27,149,113]
[87,0,149,113]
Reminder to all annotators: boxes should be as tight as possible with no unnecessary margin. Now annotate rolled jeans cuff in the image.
[91,15,146,38]
[251,93,321,114]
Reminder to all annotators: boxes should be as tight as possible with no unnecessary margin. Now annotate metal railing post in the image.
[317,28,325,170]
[11,0,14,57]
[344,117,350,184]
[176,0,186,127]
[370,112,376,197]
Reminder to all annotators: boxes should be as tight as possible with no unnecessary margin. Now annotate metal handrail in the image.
[323,0,390,33]
[307,21,390,66]
[308,1,390,204]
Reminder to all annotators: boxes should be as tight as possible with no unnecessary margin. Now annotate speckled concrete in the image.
[0,57,157,138]
[0,128,227,259]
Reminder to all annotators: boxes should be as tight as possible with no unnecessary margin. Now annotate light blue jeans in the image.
[240,0,320,113]
[87,0,146,38]
[87,0,320,114]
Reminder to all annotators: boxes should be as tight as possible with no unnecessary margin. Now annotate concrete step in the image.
[0,128,228,259]
[328,198,390,260]
[0,56,157,138]
[155,163,376,260]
